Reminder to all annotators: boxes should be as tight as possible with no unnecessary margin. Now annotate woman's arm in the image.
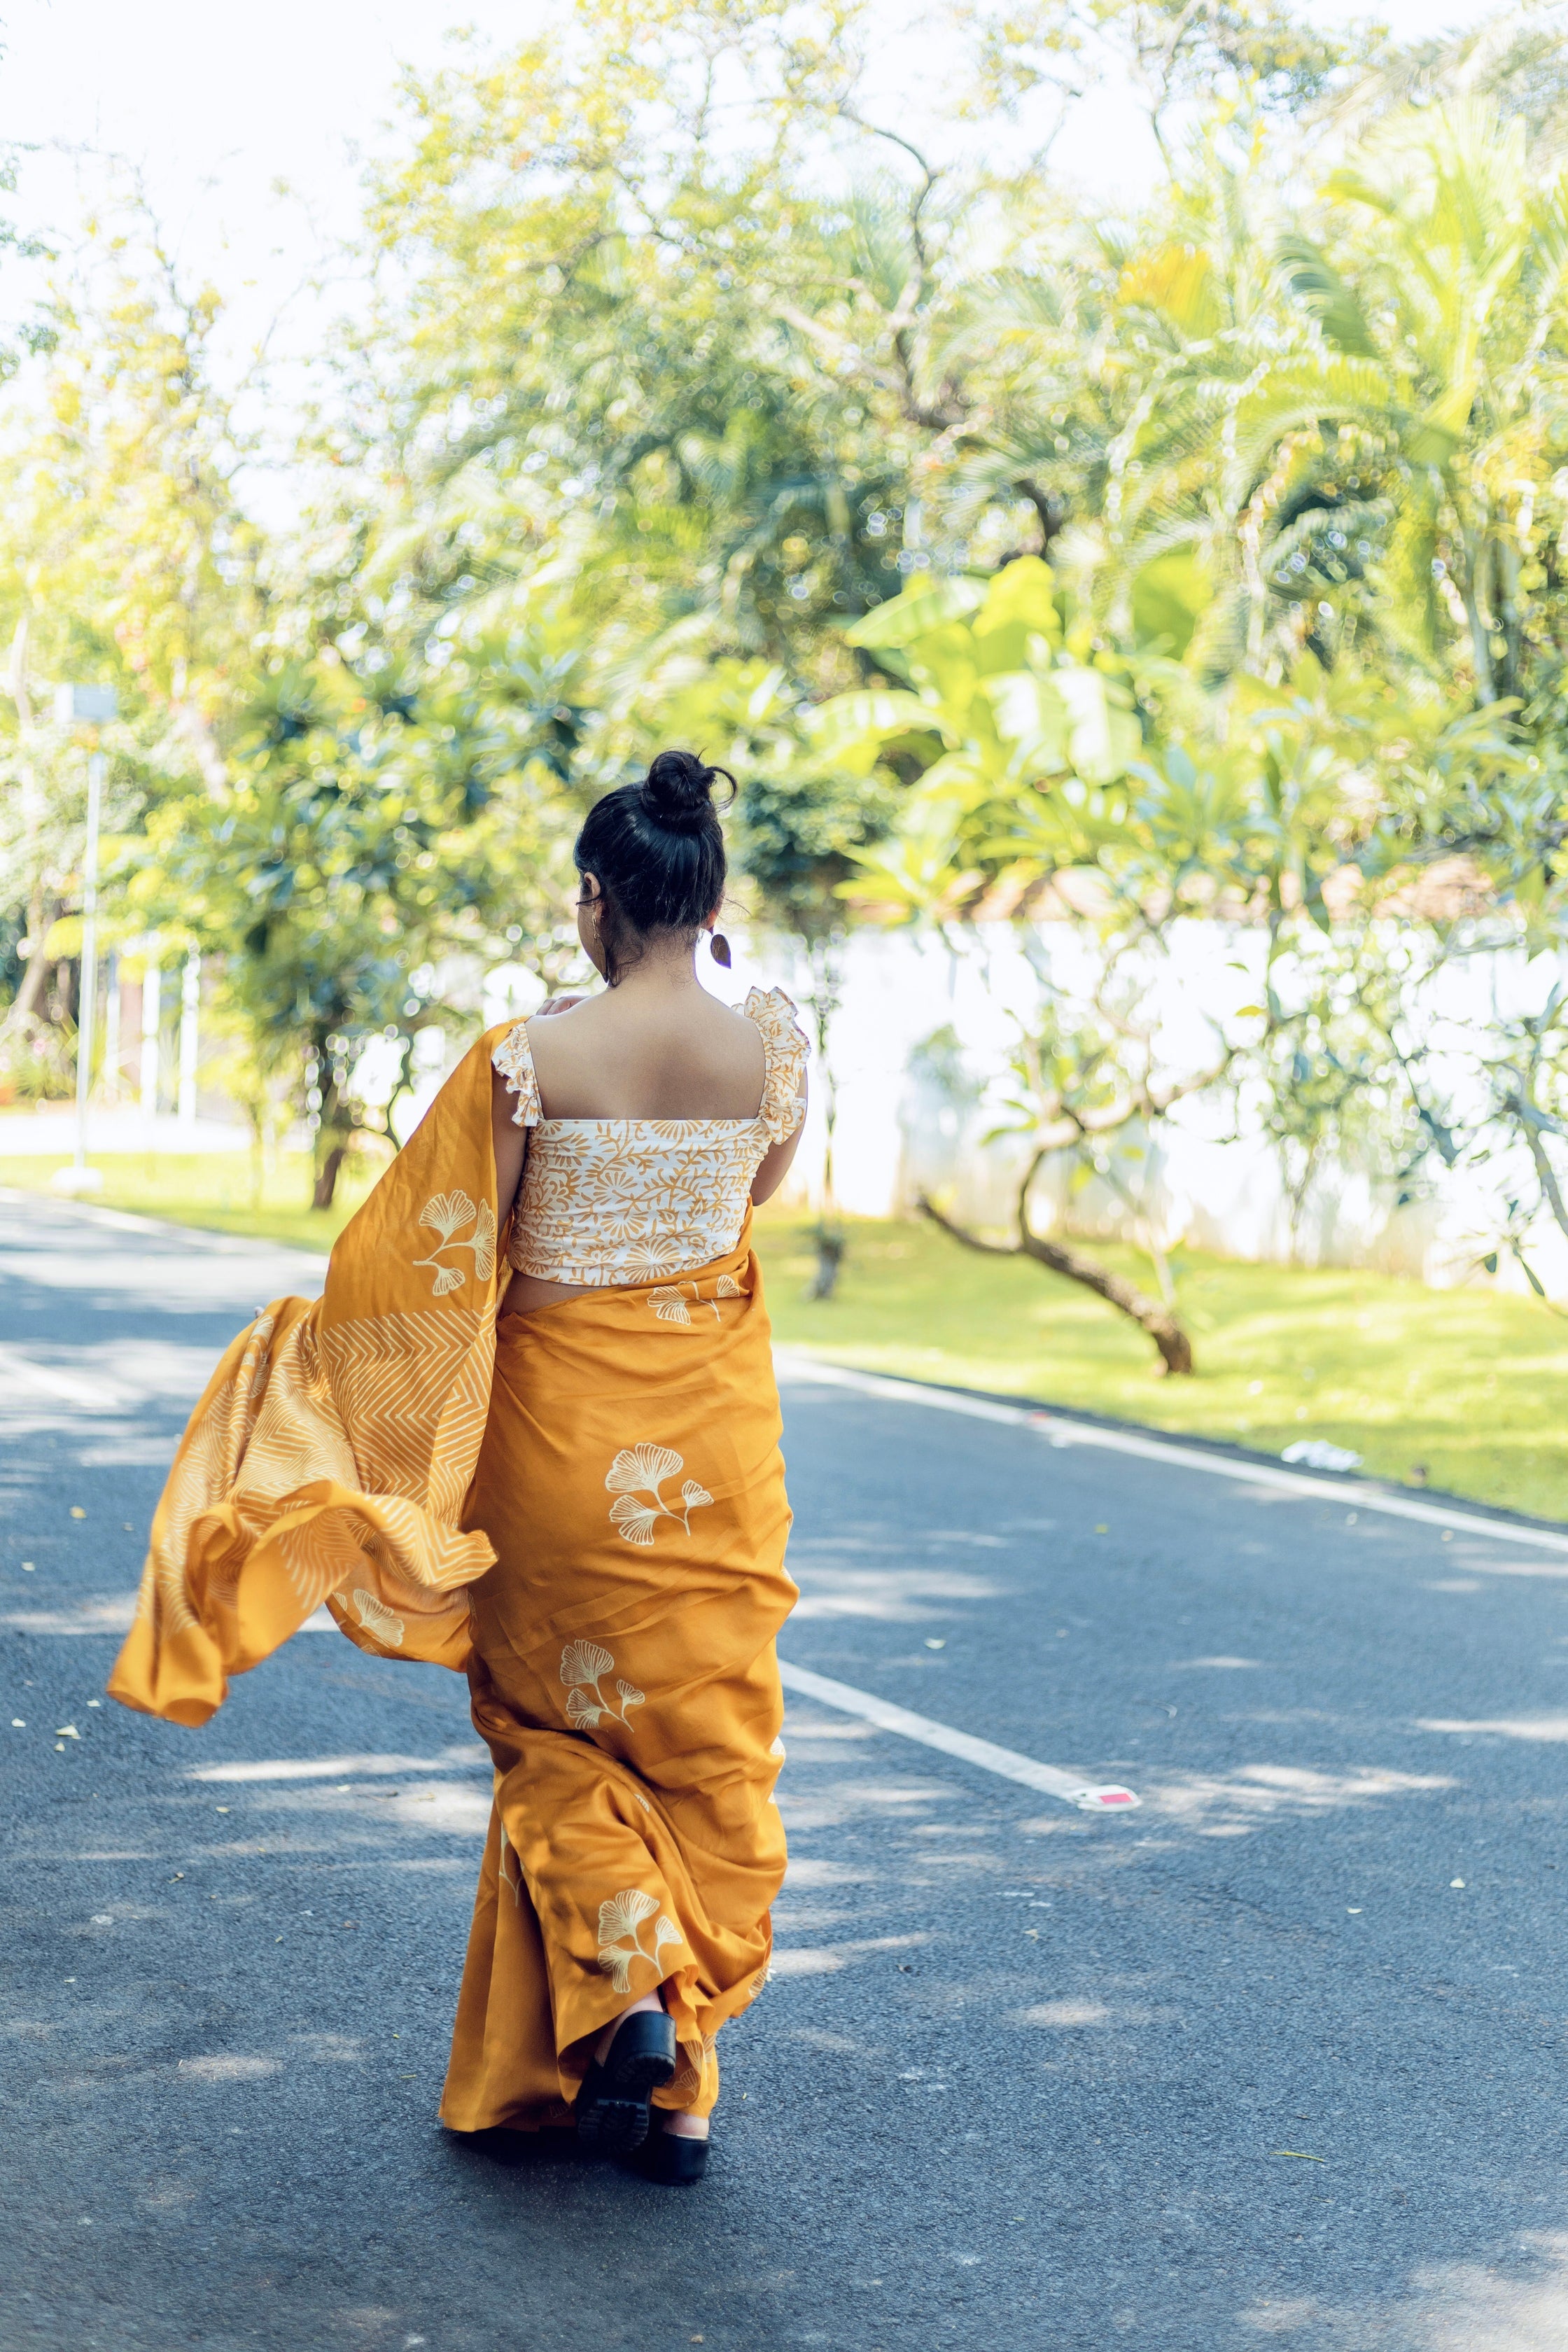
[490,994,584,1228]
[750,1068,808,1206]
[491,1070,528,1230]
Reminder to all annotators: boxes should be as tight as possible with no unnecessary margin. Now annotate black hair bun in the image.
[639,748,733,834]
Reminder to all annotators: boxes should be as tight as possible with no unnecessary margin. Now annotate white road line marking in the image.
[774,1350,1568,1557]
[777,1660,1138,1812]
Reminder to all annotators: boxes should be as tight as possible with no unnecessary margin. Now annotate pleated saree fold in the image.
[446,1228,794,2128]
[107,1025,796,2131]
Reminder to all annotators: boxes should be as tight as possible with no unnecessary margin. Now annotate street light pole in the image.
[52,685,118,1198]
[73,745,104,1182]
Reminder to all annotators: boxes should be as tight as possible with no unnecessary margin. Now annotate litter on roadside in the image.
[1280,1439,1362,1473]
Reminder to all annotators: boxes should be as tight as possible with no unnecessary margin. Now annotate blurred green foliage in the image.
[3,0,1568,1252]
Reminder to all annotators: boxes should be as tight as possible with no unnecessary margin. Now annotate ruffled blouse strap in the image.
[491,1019,542,1128]
[743,986,809,1144]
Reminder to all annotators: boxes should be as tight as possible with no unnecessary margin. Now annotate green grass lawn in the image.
[4,1150,1563,1522]
[757,1212,1568,1526]
[0,1149,382,1255]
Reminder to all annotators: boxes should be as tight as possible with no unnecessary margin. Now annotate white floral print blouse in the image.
[492,985,808,1286]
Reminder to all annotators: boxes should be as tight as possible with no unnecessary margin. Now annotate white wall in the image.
[724,921,1568,1302]
[384,916,1568,1301]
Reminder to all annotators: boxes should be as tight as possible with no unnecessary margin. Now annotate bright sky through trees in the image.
[0,0,1513,504]
[0,0,1506,345]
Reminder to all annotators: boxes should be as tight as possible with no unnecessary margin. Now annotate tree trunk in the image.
[1014,477,1066,557]
[1461,535,1497,705]
[805,934,846,1301]
[312,1142,348,1211]
[918,1191,1196,1376]
[808,1223,846,1301]
[1518,1113,1568,1245]
[171,696,229,799]
[1,895,51,1033]
[4,629,48,1039]
[1285,1144,1318,1267]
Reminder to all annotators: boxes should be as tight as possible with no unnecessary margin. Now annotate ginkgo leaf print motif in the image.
[561,1638,614,1687]
[597,1887,685,1995]
[412,1191,497,1295]
[349,1588,405,1649]
[604,1443,713,1545]
[559,1639,644,1728]
[671,2026,720,2103]
[646,1277,743,1326]
[424,1191,470,1237]
[623,1239,688,1280]
[600,1887,657,1944]
[606,1443,682,1492]
[609,1494,660,1546]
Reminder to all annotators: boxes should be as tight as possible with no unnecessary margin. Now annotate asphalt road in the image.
[4,1188,1568,2351]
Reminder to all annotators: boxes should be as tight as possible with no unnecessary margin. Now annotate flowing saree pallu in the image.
[107,1029,514,1726]
[444,1219,795,2132]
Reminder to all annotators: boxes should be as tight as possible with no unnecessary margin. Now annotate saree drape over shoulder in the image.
[108,996,805,2132]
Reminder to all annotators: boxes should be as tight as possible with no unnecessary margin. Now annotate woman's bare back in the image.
[524,984,766,1121]
[491,974,806,1317]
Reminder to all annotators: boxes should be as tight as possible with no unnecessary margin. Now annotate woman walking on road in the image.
[107,751,808,2184]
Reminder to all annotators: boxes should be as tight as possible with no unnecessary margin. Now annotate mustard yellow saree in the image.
[108,1026,796,2131]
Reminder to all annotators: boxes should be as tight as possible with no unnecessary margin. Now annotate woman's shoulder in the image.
[491,1018,541,1126]
[740,986,808,1141]
[740,984,808,1051]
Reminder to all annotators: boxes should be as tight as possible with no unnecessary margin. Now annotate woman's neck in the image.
[608,944,703,1000]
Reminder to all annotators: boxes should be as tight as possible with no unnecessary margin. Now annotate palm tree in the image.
[1250,100,1568,718]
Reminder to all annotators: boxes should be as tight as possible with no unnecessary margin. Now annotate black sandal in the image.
[575,2010,677,2155]
[633,2121,710,2185]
